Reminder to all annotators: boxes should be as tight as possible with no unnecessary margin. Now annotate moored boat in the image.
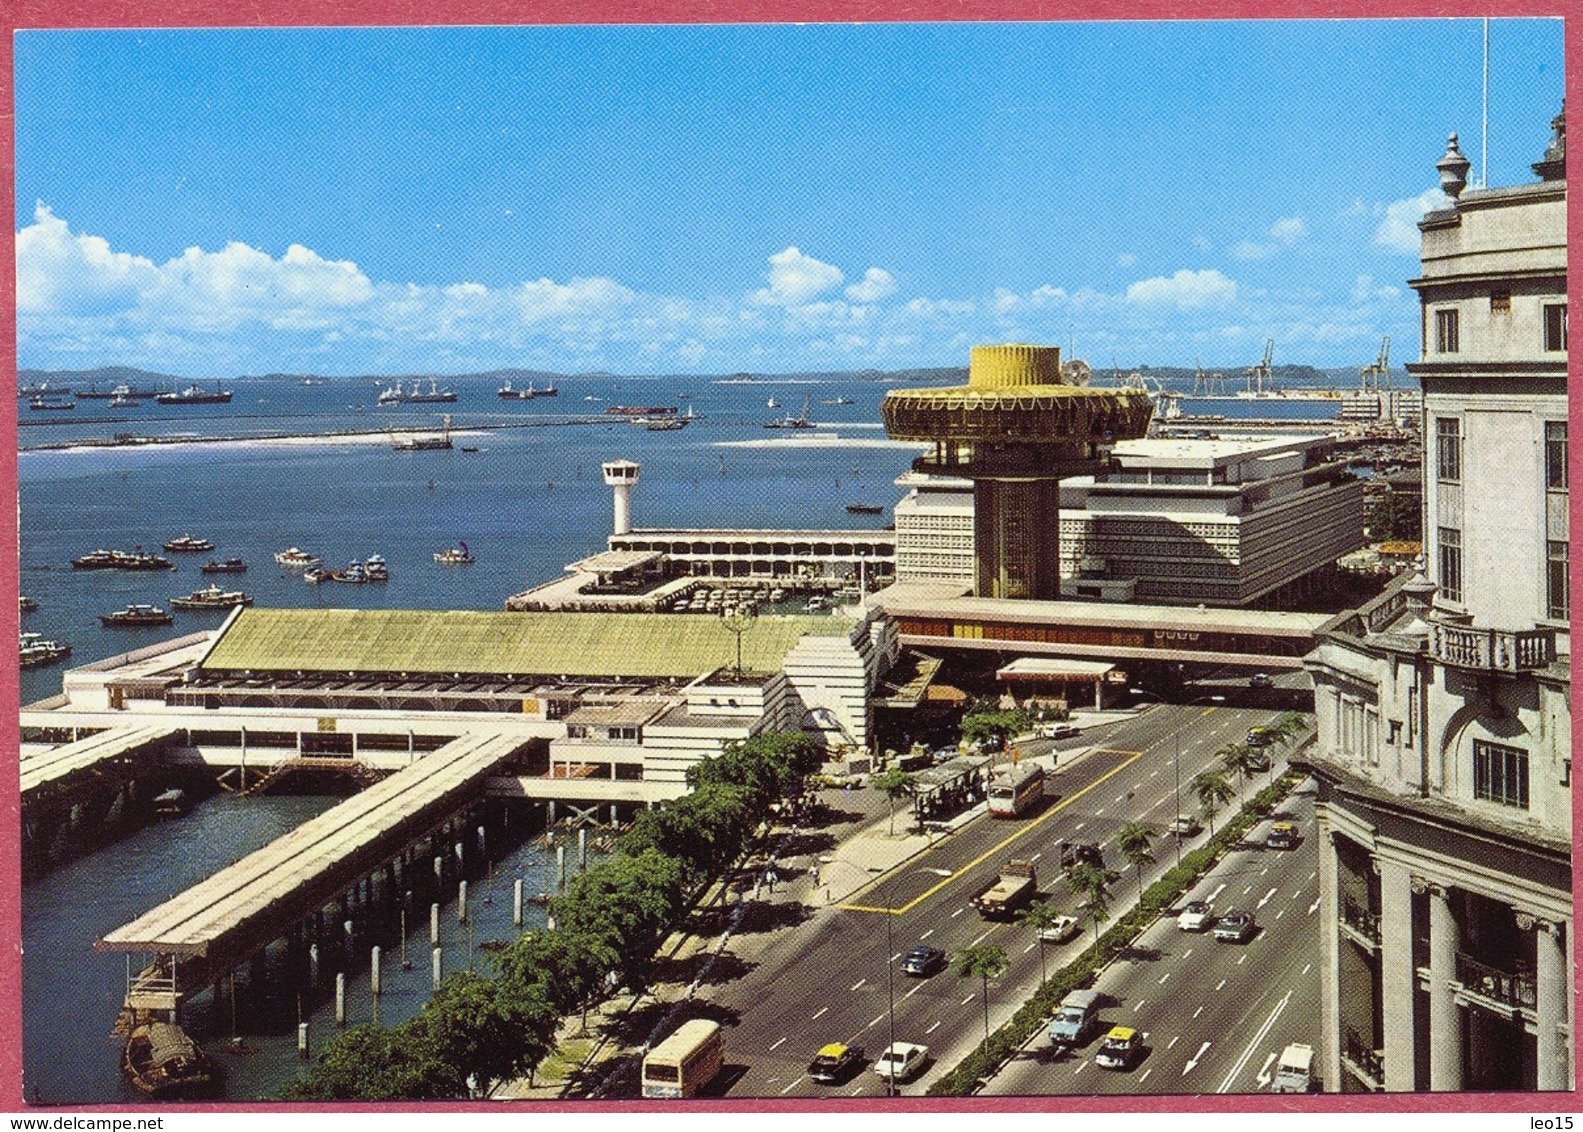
[200,557,249,574]
[363,554,389,581]
[845,503,885,515]
[331,562,368,584]
[303,567,330,584]
[100,603,174,627]
[19,595,37,613]
[378,378,458,404]
[171,584,253,610]
[163,534,215,553]
[434,541,475,564]
[123,1022,217,1099]
[274,547,322,569]
[73,549,176,571]
[20,632,72,668]
[155,383,233,405]
[29,396,76,411]
[151,787,193,817]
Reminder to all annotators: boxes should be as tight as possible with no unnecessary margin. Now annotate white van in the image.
[1271,1043,1314,1093]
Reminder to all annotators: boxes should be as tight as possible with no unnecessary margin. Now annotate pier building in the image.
[1299,115,1571,1093]
[881,343,1154,600]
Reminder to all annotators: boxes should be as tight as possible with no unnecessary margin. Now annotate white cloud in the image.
[1116,252,1137,268]
[844,267,897,303]
[514,276,635,321]
[751,246,844,305]
[1270,216,1307,244]
[1375,188,1450,252]
[1350,274,1401,303]
[16,203,160,315]
[1233,240,1276,261]
[905,297,976,317]
[1125,269,1237,310]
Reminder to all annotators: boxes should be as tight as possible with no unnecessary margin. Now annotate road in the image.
[982,786,1321,1096]
[662,704,1302,1099]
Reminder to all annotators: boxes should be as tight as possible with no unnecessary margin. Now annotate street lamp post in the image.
[1129,686,1224,866]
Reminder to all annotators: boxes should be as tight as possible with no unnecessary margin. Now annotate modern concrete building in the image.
[1299,114,1571,1093]
[891,433,1366,607]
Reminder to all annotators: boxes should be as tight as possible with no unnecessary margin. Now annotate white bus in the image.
[641,1019,725,1099]
[987,762,1045,817]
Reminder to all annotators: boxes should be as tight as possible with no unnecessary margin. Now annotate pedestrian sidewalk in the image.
[801,801,984,906]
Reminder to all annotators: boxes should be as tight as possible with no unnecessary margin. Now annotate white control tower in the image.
[601,459,641,535]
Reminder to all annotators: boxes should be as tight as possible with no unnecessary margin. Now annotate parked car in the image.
[1249,672,1275,689]
[900,944,947,977]
[1267,821,1298,849]
[1213,909,1256,943]
[1094,1025,1142,1070]
[808,1042,864,1083]
[872,1042,929,1082]
[1167,815,1202,837]
[1038,915,1081,944]
[1039,722,1080,740]
[1177,900,1215,931]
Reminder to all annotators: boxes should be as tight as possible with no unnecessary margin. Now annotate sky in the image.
[11,19,1566,377]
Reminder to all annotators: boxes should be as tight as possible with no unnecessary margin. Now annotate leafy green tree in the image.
[1013,899,1066,986]
[1064,861,1118,946]
[1113,821,1156,902]
[1192,769,1236,835]
[496,927,620,1029]
[419,970,559,1096]
[870,766,917,836]
[549,848,687,988]
[950,944,1010,1043]
[622,783,756,878]
[960,708,1030,751]
[281,1020,457,1100]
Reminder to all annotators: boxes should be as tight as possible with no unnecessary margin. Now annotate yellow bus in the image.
[641,1019,725,1099]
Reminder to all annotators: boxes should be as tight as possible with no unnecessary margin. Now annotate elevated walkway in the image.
[20,724,182,805]
[97,731,527,976]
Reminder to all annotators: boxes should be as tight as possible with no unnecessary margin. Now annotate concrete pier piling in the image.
[308,943,320,988]
[298,1021,309,1059]
[430,902,439,945]
[335,973,346,1026]
[370,946,381,996]
[513,879,523,927]
[557,845,566,889]
[431,946,442,989]
[457,880,467,923]
[578,827,587,869]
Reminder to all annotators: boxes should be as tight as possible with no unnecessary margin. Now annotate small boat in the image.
[150,787,193,817]
[29,396,76,411]
[460,445,480,453]
[820,396,855,405]
[767,396,778,409]
[434,541,475,565]
[644,416,688,430]
[765,394,815,430]
[331,562,368,584]
[845,503,885,515]
[163,534,215,553]
[123,1021,217,1099]
[109,394,137,408]
[303,567,330,584]
[73,549,176,571]
[497,381,545,400]
[200,557,249,574]
[155,383,233,405]
[274,547,322,569]
[364,554,389,581]
[171,584,253,610]
[19,632,71,668]
[100,603,174,627]
[19,595,37,613]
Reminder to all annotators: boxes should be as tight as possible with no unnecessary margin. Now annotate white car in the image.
[1039,722,1080,740]
[1038,914,1081,943]
[872,1041,929,1082]
[1177,900,1215,931]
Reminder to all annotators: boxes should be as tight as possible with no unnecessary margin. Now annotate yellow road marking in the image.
[841,749,1144,915]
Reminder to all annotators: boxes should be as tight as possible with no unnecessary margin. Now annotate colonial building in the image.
[1300,111,1570,1092]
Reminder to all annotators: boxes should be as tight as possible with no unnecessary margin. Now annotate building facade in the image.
[1300,115,1571,1093]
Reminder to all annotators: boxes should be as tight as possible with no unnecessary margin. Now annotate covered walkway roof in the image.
[20,724,182,802]
[198,608,848,681]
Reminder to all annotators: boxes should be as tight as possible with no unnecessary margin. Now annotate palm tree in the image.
[950,944,1010,1043]
[870,766,916,837]
[1113,821,1156,903]
[1064,861,1118,946]
[1192,769,1235,835]
[1014,900,1067,986]
[1218,743,1259,803]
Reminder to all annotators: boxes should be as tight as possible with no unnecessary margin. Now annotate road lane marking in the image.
[1133,999,1147,1013]
[961,994,976,1006]
[906,985,922,999]
[1115,793,1127,803]
[1308,899,1319,915]
[812,1006,829,1020]
[841,750,1144,913]
[1139,1068,1152,1084]
[1309,870,1318,881]
[1194,1006,1204,1018]
[1215,979,1226,991]
[1291,888,1304,899]
[1158,972,1171,985]
[851,978,867,991]
[920,928,936,939]
[1302,963,1312,976]
[1275,908,1285,920]
[780,1077,804,1095]
[1072,1061,1085,1076]
[1207,883,1227,902]
[1217,991,1291,1093]
[1183,1041,1211,1074]
[1255,1052,1278,1088]
[868,1013,885,1028]
[926,1020,941,1034]
[1237,954,1248,965]
[950,908,964,918]
[1095,807,1106,815]
[1182,949,1192,960]
[1168,1036,1180,1050]
[970,930,991,946]
[1256,887,1278,908]
[1029,851,1042,862]
[891,952,902,962]
[1024,942,1037,953]
[1260,866,1269,876]
[1075,822,1086,831]
[1242,884,1254,895]
[769,1037,787,1052]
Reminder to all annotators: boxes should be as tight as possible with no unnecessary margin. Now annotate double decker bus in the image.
[987,761,1046,817]
[641,1019,725,1098]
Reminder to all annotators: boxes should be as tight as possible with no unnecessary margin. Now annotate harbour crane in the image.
[1245,338,1275,395]
[1361,336,1392,392]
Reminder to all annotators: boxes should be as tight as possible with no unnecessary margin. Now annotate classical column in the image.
[1426,883,1463,1090]
[1534,918,1569,1091]
[1316,824,1343,1093]
[1378,857,1417,1091]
